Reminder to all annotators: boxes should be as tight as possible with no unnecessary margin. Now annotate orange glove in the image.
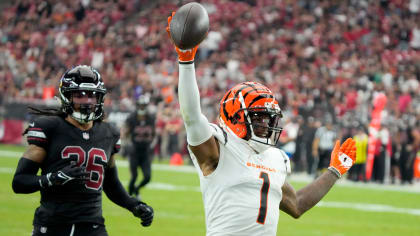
[328,138,356,178]
[166,12,198,63]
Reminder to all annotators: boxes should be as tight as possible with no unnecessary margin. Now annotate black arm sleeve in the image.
[12,158,46,194]
[103,165,138,211]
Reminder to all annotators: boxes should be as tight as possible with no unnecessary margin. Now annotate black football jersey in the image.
[125,112,155,148]
[26,116,121,226]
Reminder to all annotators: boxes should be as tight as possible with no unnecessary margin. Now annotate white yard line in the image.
[317,201,420,216]
[0,160,418,217]
[125,181,420,216]
[147,182,201,192]
[0,167,14,173]
[0,150,21,158]
[1,150,419,193]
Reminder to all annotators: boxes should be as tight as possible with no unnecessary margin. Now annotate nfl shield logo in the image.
[40,226,47,233]
[83,132,89,140]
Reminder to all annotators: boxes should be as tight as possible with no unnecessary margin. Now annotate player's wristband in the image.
[39,173,55,188]
[328,166,341,179]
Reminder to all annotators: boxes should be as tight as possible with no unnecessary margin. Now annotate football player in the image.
[167,15,356,236]
[12,65,154,236]
[123,95,156,198]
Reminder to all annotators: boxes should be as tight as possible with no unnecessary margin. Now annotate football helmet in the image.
[136,95,150,116]
[58,65,106,124]
[219,82,283,148]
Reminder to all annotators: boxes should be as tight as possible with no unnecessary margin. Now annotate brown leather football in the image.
[169,2,209,50]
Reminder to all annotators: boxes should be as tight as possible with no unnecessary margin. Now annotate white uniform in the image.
[189,123,291,236]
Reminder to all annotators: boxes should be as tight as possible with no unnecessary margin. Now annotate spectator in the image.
[312,117,337,177]
[0,0,419,183]
[349,126,368,182]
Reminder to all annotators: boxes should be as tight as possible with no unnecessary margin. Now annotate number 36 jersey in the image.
[25,115,121,226]
[189,124,291,236]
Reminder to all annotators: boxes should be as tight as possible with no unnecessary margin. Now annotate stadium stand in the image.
[0,0,419,183]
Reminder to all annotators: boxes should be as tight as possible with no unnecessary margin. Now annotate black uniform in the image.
[125,112,155,196]
[27,116,120,232]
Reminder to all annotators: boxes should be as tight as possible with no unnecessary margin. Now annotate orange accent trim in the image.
[246,162,276,172]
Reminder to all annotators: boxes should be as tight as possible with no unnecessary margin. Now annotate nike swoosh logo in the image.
[29,122,35,127]
[57,172,68,179]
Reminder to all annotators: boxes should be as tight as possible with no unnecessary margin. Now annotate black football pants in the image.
[32,223,107,236]
[128,147,152,196]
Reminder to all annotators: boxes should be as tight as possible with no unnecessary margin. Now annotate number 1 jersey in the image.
[189,124,291,236]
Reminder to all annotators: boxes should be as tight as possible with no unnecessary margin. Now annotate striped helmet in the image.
[219,82,283,146]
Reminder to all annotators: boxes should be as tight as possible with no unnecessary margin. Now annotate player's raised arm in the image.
[280,138,356,218]
[166,12,219,175]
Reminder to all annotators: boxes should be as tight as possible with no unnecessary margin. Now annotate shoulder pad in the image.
[100,121,121,155]
[25,116,60,148]
[208,123,227,145]
[101,121,121,138]
[277,149,291,174]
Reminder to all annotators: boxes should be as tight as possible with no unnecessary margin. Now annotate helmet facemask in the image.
[136,95,150,117]
[67,90,104,124]
[59,65,106,124]
[237,93,283,147]
[244,109,283,146]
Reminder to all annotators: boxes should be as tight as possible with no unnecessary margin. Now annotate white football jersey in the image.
[189,124,291,236]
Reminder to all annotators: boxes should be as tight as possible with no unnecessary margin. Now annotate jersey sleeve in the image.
[24,117,53,150]
[109,123,121,155]
[112,138,121,155]
[279,149,291,175]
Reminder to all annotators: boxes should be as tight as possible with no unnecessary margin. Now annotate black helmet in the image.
[136,95,150,116]
[58,65,106,124]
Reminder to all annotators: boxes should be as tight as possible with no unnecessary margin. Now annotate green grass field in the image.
[0,144,419,236]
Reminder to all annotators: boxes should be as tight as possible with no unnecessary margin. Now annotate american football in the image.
[169,2,209,50]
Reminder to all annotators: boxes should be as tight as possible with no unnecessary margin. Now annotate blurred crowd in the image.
[1,0,420,184]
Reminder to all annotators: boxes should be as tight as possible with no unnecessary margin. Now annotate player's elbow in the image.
[181,112,205,128]
[11,174,36,194]
[281,205,303,219]
[290,211,303,219]
[180,109,199,125]
[12,176,24,193]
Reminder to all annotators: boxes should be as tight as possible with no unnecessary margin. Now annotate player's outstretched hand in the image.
[328,138,356,178]
[132,201,154,227]
[166,12,198,63]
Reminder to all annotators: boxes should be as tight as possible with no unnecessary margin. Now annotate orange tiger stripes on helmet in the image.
[219,82,283,144]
